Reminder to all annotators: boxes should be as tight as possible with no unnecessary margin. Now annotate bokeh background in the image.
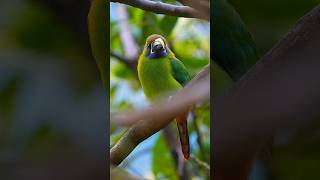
[110,1,210,179]
[0,0,106,179]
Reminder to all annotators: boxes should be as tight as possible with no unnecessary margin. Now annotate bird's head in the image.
[144,34,170,59]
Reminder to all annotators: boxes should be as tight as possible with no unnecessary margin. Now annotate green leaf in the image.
[112,61,135,80]
[88,0,108,94]
[152,134,178,180]
[193,102,211,128]
[161,0,177,3]
[142,12,162,41]
[159,16,178,37]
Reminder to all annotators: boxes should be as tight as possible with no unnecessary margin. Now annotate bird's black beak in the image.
[151,41,164,52]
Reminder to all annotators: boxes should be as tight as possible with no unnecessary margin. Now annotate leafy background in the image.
[110,1,210,179]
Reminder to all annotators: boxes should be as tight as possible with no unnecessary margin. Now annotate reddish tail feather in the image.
[176,112,190,160]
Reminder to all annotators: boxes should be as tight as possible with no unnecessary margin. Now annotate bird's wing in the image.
[213,0,259,81]
[169,57,191,87]
[170,57,191,159]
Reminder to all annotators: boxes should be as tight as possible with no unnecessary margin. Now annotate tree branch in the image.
[110,166,139,180]
[110,51,138,74]
[111,0,208,20]
[116,4,140,59]
[213,4,320,180]
[111,64,209,126]
[179,0,210,20]
[110,64,210,165]
[189,154,210,173]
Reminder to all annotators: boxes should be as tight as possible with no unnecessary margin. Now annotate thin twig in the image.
[110,51,138,73]
[189,154,210,173]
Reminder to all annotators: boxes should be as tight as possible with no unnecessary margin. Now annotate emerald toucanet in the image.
[138,34,191,159]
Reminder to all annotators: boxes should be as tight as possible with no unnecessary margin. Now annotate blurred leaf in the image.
[128,6,144,26]
[88,0,108,93]
[173,34,210,75]
[110,21,124,55]
[112,60,136,80]
[159,16,178,37]
[118,101,134,112]
[194,102,210,128]
[127,7,144,45]
[272,124,320,180]
[0,71,21,121]
[152,134,177,180]
[110,83,118,105]
[24,123,72,157]
[0,70,22,145]
[182,57,209,74]
[161,0,177,3]
[142,12,162,41]
[8,3,81,56]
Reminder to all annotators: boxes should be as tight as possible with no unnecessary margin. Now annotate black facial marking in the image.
[146,42,168,59]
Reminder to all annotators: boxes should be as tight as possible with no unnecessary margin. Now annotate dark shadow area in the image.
[0,0,107,179]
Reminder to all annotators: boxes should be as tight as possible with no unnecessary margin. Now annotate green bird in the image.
[213,0,259,81]
[138,34,191,159]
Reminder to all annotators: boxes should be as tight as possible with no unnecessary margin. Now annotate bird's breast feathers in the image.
[138,57,181,101]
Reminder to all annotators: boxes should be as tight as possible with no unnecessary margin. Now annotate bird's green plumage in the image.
[138,56,180,101]
[213,0,259,80]
[138,49,190,101]
[138,35,191,159]
[170,57,191,86]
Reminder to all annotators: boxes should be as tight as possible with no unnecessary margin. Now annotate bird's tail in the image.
[176,112,190,160]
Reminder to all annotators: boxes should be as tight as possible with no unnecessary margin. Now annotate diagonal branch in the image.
[110,52,138,74]
[111,0,208,20]
[213,4,320,180]
[190,154,210,173]
[111,64,210,126]
[110,64,210,165]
